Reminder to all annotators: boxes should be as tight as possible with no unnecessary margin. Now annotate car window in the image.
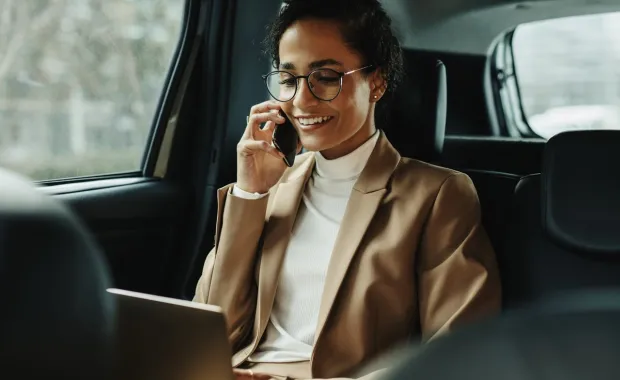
[511,12,620,139]
[0,0,185,181]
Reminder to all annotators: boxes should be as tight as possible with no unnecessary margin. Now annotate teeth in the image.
[298,116,331,125]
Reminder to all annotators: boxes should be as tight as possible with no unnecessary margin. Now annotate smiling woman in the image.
[192,0,502,379]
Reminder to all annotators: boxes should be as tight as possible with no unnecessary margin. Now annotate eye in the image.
[279,78,296,87]
[316,76,340,84]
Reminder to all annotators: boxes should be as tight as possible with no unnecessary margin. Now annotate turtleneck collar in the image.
[313,131,380,181]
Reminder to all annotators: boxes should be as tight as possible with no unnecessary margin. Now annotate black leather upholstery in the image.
[500,131,620,310]
[385,291,620,380]
[465,169,521,255]
[0,168,115,379]
[380,53,446,164]
[501,175,620,309]
[443,136,545,176]
[542,131,620,256]
[380,52,520,257]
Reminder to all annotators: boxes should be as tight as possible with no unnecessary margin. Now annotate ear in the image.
[370,70,387,102]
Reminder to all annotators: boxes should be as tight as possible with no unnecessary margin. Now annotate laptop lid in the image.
[108,288,235,380]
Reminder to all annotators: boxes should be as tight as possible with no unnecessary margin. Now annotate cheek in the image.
[280,102,294,119]
[335,85,370,124]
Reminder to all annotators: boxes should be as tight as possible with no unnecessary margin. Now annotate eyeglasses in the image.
[262,65,374,102]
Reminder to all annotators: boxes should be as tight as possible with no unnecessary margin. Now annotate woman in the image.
[193,0,501,379]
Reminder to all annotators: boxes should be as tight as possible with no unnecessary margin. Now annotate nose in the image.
[293,77,319,108]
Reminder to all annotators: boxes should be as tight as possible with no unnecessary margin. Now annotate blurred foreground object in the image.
[0,168,115,379]
[385,291,620,380]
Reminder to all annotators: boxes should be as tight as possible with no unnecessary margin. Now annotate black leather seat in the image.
[380,52,446,164]
[381,50,520,257]
[384,290,620,380]
[466,169,521,259]
[501,130,620,310]
[380,131,620,379]
[0,168,115,379]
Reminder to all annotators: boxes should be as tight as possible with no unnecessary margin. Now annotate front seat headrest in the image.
[0,168,115,379]
[542,130,620,256]
[379,55,447,164]
[385,291,620,380]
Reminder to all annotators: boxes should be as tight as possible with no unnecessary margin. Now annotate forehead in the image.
[278,19,362,69]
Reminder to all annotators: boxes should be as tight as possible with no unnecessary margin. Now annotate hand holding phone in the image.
[236,102,297,194]
[272,111,300,167]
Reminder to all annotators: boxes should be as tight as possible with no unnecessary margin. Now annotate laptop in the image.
[107,288,235,380]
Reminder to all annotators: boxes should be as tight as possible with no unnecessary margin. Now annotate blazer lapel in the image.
[313,131,401,347]
[251,156,315,351]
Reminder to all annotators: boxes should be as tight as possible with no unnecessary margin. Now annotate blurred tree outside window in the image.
[0,0,185,181]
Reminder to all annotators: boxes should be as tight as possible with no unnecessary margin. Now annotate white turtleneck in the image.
[232,131,380,363]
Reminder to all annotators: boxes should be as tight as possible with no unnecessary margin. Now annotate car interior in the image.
[2,0,620,377]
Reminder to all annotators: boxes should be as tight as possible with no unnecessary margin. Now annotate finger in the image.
[249,101,281,116]
[245,112,285,138]
[232,369,250,380]
[232,369,272,380]
[243,103,281,137]
[250,112,285,127]
[232,370,271,380]
[238,139,285,160]
[260,120,276,133]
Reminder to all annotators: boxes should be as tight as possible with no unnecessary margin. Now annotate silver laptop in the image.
[108,288,235,380]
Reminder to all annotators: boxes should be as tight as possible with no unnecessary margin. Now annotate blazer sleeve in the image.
[417,173,501,341]
[193,184,269,350]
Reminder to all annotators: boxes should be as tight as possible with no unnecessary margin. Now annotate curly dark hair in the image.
[263,0,404,98]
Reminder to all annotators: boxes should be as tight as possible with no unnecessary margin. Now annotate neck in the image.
[314,129,379,180]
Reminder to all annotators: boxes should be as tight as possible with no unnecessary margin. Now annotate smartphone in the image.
[272,111,299,167]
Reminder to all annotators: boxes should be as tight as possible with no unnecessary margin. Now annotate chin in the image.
[298,135,337,153]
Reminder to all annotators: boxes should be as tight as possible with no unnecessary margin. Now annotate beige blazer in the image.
[193,131,501,379]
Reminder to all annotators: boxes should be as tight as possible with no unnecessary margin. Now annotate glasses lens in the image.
[266,71,296,102]
[308,69,341,101]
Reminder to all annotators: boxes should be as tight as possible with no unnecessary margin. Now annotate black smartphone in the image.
[272,111,299,167]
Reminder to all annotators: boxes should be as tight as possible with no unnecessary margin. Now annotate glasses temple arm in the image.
[343,65,374,75]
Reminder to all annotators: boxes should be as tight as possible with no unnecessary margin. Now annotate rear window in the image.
[511,12,620,139]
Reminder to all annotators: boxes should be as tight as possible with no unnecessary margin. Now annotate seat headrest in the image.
[542,130,620,256]
[0,168,115,379]
[379,54,447,163]
[385,290,620,380]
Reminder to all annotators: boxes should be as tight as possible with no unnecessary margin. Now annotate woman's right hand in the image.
[232,369,271,380]
[236,101,289,194]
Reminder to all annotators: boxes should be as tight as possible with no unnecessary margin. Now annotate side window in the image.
[0,1,185,181]
[500,12,620,139]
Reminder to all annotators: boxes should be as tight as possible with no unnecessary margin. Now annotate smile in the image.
[295,116,334,132]
[296,116,333,127]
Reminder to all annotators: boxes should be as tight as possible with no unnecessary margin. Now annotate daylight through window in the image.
[0,0,185,181]
[513,12,620,139]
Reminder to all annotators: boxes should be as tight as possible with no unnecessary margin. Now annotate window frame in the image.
[499,15,620,141]
[28,0,194,187]
[492,28,540,139]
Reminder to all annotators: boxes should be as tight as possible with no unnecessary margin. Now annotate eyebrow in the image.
[280,58,344,71]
